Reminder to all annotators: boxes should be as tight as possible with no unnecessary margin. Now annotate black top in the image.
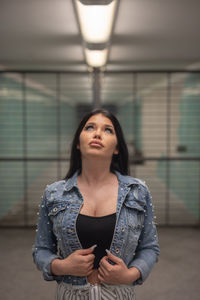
[76,213,116,269]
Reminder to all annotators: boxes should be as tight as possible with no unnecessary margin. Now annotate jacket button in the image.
[115,249,119,254]
[121,227,125,232]
[53,207,58,212]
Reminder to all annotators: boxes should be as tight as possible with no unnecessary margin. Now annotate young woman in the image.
[33,109,160,299]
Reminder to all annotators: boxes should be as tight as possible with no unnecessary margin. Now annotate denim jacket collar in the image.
[63,169,142,194]
[63,171,80,192]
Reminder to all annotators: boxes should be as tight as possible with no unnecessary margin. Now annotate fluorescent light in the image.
[75,0,117,43]
[85,48,108,67]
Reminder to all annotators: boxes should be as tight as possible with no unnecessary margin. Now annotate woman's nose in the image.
[93,128,101,138]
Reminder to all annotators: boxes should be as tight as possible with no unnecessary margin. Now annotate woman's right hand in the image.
[51,246,96,277]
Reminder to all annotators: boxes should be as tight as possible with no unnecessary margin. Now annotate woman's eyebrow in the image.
[86,122,95,125]
[104,124,114,128]
[86,122,114,128]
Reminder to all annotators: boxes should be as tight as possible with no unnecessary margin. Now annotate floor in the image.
[0,227,199,300]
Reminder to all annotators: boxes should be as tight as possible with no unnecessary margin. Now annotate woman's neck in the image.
[79,159,114,187]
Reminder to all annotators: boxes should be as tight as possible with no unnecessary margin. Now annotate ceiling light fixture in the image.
[75,0,117,68]
[75,0,117,43]
[85,48,108,68]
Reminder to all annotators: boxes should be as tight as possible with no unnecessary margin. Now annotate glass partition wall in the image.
[0,71,199,226]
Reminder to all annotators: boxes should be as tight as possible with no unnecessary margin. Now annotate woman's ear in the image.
[114,146,119,155]
[77,144,80,150]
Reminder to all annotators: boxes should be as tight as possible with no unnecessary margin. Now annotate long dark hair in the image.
[64,109,129,179]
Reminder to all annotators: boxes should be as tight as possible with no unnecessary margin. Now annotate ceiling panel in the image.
[0,0,200,71]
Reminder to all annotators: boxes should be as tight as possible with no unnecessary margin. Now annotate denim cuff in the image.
[129,258,150,285]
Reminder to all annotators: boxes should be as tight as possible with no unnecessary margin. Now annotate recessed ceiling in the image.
[0,0,200,71]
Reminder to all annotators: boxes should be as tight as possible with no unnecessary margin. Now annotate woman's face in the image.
[78,113,118,160]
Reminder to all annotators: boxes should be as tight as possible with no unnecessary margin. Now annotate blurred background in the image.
[0,1,200,299]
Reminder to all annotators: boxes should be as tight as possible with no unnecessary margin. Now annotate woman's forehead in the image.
[86,114,113,126]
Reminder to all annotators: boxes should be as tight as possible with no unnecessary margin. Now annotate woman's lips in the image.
[89,141,104,147]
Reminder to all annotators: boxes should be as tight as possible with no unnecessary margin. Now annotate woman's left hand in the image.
[98,250,140,285]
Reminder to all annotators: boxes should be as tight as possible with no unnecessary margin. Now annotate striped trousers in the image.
[55,281,136,300]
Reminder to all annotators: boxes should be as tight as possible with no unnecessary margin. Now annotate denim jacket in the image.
[32,170,160,286]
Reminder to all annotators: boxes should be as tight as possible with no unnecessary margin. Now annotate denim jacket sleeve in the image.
[129,185,160,285]
[32,189,62,281]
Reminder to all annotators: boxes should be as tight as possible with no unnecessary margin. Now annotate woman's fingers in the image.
[99,265,108,277]
[105,250,122,264]
[88,261,94,270]
[78,245,97,256]
[86,253,95,262]
[99,256,113,271]
[98,266,106,282]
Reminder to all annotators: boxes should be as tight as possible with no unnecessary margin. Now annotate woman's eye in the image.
[105,127,113,134]
[85,125,94,131]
